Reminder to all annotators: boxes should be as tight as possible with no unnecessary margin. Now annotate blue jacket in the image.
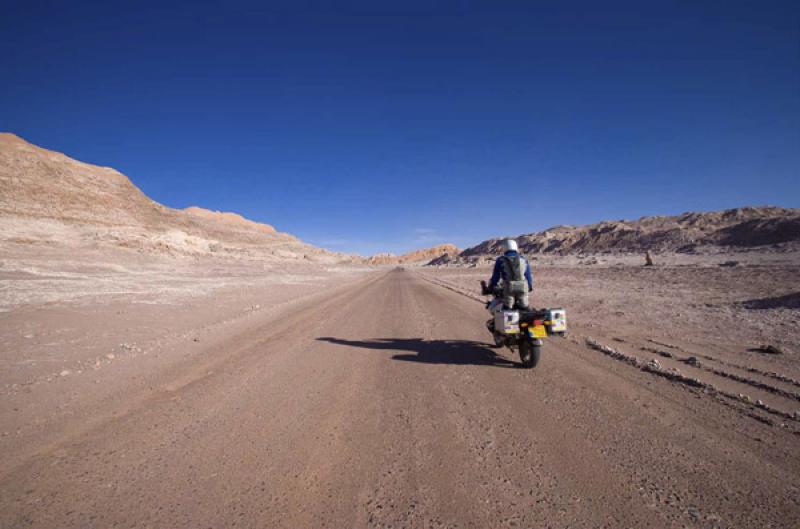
[489,251,533,291]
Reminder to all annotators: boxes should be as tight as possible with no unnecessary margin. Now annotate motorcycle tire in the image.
[519,340,541,369]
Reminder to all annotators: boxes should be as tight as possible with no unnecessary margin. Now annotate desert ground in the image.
[1,250,799,528]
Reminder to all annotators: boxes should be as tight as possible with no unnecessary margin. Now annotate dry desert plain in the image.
[1,248,799,528]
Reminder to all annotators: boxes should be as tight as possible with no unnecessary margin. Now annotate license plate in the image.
[530,325,547,338]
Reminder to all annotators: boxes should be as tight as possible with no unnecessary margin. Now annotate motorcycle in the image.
[480,280,567,369]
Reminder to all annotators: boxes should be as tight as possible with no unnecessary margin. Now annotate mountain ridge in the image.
[368,243,460,265]
[431,206,800,265]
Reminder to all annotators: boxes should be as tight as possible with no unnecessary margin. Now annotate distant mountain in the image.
[444,207,800,264]
[369,244,459,265]
[0,133,356,263]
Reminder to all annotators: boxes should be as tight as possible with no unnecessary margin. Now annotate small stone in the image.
[756,400,764,407]
[106,353,115,360]
[755,344,784,355]
[59,370,71,377]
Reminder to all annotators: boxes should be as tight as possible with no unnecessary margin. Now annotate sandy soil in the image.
[1,260,799,528]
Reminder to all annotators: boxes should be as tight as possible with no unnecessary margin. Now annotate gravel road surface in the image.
[2,269,798,528]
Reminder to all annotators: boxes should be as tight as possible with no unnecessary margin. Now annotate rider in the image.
[488,239,533,310]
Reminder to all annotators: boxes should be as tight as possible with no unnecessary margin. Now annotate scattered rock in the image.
[590,338,708,389]
[684,356,701,367]
[753,344,784,355]
[719,260,739,267]
[642,346,676,359]
[106,353,115,360]
[59,370,71,377]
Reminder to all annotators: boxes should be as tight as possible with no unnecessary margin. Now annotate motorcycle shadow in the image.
[317,337,521,368]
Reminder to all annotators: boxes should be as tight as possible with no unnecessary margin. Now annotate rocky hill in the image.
[447,207,800,264]
[0,133,355,263]
[369,244,459,265]
[183,207,278,234]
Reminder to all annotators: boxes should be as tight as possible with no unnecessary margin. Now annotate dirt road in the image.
[2,269,798,528]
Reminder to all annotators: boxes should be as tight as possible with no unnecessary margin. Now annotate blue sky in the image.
[2,1,798,255]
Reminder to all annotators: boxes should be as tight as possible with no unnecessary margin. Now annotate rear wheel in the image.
[519,339,541,368]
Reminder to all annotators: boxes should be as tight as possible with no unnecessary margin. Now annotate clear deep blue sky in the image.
[2,1,798,255]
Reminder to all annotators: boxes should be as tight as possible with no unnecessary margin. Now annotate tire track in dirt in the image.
[646,338,800,390]
[418,270,800,429]
[412,271,800,527]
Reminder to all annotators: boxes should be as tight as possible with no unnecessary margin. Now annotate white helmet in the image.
[501,238,518,253]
